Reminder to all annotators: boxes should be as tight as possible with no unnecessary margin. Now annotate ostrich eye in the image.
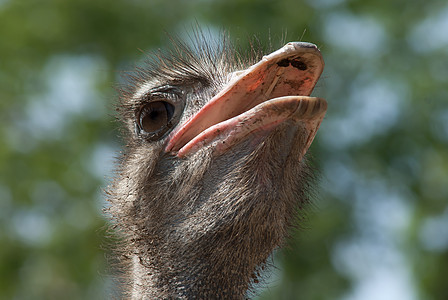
[136,100,177,140]
[135,87,185,141]
[139,101,174,132]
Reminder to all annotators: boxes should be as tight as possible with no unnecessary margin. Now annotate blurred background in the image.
[1,0,447,299]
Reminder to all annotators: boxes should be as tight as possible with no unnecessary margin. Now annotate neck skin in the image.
[128,237,264,299]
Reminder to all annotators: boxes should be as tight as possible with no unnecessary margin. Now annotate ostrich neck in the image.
[123,135,305,298]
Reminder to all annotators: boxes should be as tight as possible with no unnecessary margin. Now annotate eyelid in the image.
[149,92,180,103]
[135,86,183,112]
[146,86,183,100]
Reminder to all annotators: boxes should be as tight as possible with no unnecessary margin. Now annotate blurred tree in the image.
[0,0,447,299]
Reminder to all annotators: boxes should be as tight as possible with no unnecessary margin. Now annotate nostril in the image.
[291,60,307,71]
[277,59,290,67]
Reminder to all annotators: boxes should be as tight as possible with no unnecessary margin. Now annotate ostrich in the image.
[107,34,326,299]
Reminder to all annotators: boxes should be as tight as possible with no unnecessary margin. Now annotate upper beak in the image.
[166,42,327,158]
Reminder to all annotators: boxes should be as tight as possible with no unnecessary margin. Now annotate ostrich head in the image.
[108,34,326,299]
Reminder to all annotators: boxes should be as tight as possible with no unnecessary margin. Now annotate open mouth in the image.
[166,42,327,158]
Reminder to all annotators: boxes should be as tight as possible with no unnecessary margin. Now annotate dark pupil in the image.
[140,101,174,133]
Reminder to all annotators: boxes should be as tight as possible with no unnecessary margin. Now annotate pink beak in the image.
[166,42,327,159]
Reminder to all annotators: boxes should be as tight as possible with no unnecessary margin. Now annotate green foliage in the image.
[1,0,447,299]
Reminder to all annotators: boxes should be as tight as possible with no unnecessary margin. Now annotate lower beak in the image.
[166,42,327,158]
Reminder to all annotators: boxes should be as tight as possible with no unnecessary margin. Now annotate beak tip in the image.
[289,42,318,50]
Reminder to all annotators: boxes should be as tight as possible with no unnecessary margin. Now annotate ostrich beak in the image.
[166,42,327,158]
